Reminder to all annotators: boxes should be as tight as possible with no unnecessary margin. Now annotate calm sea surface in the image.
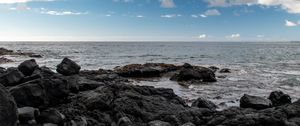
[1,42,300,109]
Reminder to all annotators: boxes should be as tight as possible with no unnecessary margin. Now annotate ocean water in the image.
[1,42,300,109]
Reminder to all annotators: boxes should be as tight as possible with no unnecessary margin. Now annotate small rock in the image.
[18,59,39,76]
[148,120,171,126]
[56,58,81,76]
[29,54,42,58]
[219,68,231,73]
[268,91,291,106]
[208,66,219,73]
[117,117,132,126]
[191,97,218,110]
[37,109,65,125]
[0,68,24,86]
[69,116,88,126]
[18,107,39,124]
[0,84,18,126]
[171,67,216,82]
[240,94,272,110]
[181,122,196,126]
[0,57,13,64]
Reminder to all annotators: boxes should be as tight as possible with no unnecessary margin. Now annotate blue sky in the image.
[0,0,300,41]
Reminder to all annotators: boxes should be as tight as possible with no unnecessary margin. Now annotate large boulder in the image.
[171,66,216,82]
[115,63,178,78]
[18,59,39,76]
[0,84,18,126]
[56,58,81,76]
[268,91,291,107]
[10,77,70,108]
[191,97,218,110]
[0,68,24,86]
[240,94,272,110]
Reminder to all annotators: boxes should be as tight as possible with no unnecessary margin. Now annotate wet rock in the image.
[219,68,231,73]
[18,107,39,124]
[0,47,14,55]
[56,58,81,76]
[240,94,272,110]
[115,64,161,78]
[0,68,24,86]
[171,66,216,82]
[191,97,218,110]
[117,117,132,126]
[18,59,39,76]
[208,66,219,73]
[29,54,42,58]
[0,57,13,64]
[0,84,18,126]
[10,77,70,108]
[65,75,104,93]
[268,91,292,107]
[0,67,6,74]
[148,120,171,126]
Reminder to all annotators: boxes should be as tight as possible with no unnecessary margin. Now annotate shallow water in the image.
[1,42,300,108]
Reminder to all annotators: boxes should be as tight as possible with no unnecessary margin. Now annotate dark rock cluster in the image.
[0,58,299,126]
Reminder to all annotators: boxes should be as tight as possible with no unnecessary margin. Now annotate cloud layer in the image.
[205,0,300,13]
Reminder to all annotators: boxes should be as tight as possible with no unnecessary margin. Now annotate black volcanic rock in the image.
[0,84,18,126]
[191,97,218,110]
[10,77,70,108]
[0,68,24,86]
[57,58,81,76]
[18,59,39,76]
[268,91,291,107]
[37,109,65,125]
[240,94,272,110]
[171,66,216,82]
[219,68,231,73]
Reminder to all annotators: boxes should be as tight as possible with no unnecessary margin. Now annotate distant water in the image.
[1,42,300,109]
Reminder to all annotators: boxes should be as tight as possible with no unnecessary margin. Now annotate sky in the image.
[0,0,300,42]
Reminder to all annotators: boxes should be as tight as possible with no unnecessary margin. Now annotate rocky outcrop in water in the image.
[0,58,299,126]
[0,47,42,58]
[57,58,81,76]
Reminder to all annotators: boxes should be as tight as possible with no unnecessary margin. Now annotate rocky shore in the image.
[0,47,42,64]
[0,58,300,126]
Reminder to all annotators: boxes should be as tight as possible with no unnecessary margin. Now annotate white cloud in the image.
[159,0,175,8]
[161,14,181,18]
[136,15,145,18]
[198,34,207,39]
[285,19,298,27]
[0,0,54,4]
[226,33,241,39]
[205,0,300,14]
[41,10,88,16]
[204,9,221,16]
[191,14,198,18]
[200,14,207,18]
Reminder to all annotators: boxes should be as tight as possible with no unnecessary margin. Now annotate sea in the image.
[1,42,300,109]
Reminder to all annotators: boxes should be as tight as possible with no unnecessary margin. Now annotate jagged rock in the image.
[33,66,56,78]
[0,84,18,126]
[18,59,39,76]
[57,58,81,76]
[148,120,171,126]
[10,77,70,108]
[268,91,291,107]
[182,63,193,69]
[171,66,216,82]
[37,109,65,125]
[191,97,218,110]
[117,117,132,126]
[240,94,272,110]
[0,68,24,86]
[68,116,88,126]
[18,107,39,124]
[208,66,219,73]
